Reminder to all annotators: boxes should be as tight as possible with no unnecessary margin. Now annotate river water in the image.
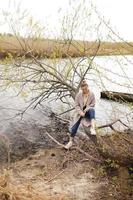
[0,55,132,135]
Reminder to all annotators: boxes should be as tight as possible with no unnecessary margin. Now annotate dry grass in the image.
[0,35,133,58]
[0,170,65,200]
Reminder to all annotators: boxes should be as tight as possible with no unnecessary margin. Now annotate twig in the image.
[72,146,103,163]
[45,169,65,183]
[45,131,65,148]
[77,39,101,90]
[59,107,75,115]
[97,119,130,130]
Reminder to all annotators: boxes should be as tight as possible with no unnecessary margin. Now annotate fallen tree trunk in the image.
[101,91,133,103]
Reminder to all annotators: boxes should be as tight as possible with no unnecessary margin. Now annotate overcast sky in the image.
[0,0,133,41]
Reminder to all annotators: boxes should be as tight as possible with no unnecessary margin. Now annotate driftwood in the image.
[101,91,133,103]
[97,119,130,132]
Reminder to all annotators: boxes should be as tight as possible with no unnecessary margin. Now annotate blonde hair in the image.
[80,80,88,87]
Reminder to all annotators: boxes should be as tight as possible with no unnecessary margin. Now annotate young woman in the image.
[65,80,96,149]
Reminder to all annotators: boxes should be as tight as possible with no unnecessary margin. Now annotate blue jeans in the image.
[70,108,95,137]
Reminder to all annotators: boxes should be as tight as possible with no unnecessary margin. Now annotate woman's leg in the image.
[85,107,95,121]
[85,108,96,135]
[70,118,81,137]
[65,118,81,149]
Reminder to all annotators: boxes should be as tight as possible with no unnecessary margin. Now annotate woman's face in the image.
[81,84,89,94]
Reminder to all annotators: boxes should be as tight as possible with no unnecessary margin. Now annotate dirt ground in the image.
[0,111,132,200]
[0,146,109,200]
[0,139,133,200]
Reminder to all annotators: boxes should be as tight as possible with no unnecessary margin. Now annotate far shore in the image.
[0,35,133,59]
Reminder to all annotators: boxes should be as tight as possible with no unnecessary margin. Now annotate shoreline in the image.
[0,36,133,59]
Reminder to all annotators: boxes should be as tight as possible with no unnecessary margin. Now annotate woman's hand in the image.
[80,111,85,117]
[84,107,89,113]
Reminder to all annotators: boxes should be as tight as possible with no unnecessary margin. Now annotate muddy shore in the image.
[0,109,132,200]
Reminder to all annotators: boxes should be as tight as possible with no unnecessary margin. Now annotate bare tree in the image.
[0,0,132,125]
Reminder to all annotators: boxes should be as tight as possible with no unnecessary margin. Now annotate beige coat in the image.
[72,90,95,127]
